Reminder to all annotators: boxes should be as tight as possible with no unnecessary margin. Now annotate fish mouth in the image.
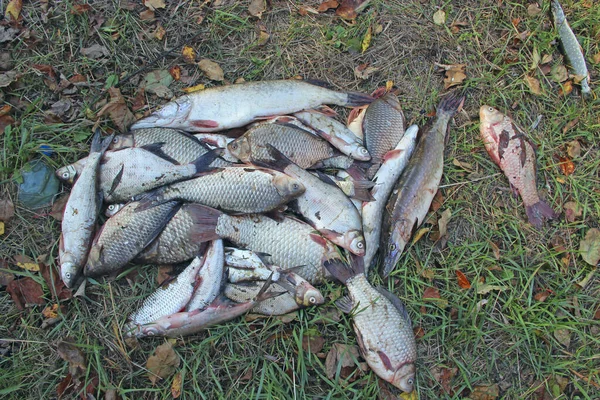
[60,262,79,288]
[130,98,192,130]
[382,247,400,277]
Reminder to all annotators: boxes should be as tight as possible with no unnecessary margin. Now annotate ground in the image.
[0,0,599,399]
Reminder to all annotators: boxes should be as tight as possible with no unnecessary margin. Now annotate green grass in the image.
[1,0,599,399]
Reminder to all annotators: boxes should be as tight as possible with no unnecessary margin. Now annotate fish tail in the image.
[255,145,294,172]
[185,204,224,242]
[323,255,365,284]
[525,200,558,228]
[345,92,375,107]
[254,276,284,302]
[436,92,466,117]
[90,129,112,153]
[192,148,223,173]
[349,181,376,202]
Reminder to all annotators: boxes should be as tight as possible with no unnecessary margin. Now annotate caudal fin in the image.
[345,92,375,107]
[184,204,224,243]
[525,200,558,228]
[192,148,223,173]
[437,92,466,117]
[255,275,285,302]
[323,255,365,284]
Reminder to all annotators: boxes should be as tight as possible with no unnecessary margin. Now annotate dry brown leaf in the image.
[198,59,224,81]
[325,343,360,379]
[5,0,23,21]
[450,20,468,34]
[6,277,45,310]
[0,115,14,133]
[354,63,379,80]
[456,270,471,289]
[81,44,110,59]
[336,0,371,20]
[248,0,267,18]
[171,371,183,398]
[562,118,579,134]
[551,64,569,83]
[302,334,325,354]
[0,104,11,117]
[144,0,165,11]
[563,201,582,223]
[147,342,180,384]
[594,307,600,320]
[559,80,573,96]
[558,156,575,176]
[169,66,181,81]
[524,75,542,95]
[49,194,68,221]
[97,88,136,133]
[434,208,451,245]
[182,83,205,94]
[182,46,196,64]
[139,9,155,20]
[527,3,542,16]
[39,262,72,301]
[489,241,500,260]
[440,64,466,89]
[57,341,87,383]
[579,228,600,266]
[534,289,552,302]
[256,22,270,46]
[431,366,457,394]
[156,266,172,285]
[423,287,441,300]
[71,4,91,15]
[468,384,499,400]
[56,373,73,399]
[0,70,18,88]
[433,9,446,25]
[238,367,253,382]
[318,0,339,12]
[566,140,581,158]
[431,189,444,212]
[412,227,430,245]
[0,263,14,287]
[0,199,15,222]
[593,52,600,64]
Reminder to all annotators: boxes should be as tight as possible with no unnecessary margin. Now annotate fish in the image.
[193,133,239,162]
[130,79,374,132]
[227,121,337,169]
[104,203,124,218]
[136,166,305,214]
[325,256,417,393]
[258,146,365,256]
[225,247,270,270]
[293,110,371,161]
[84,200,180,277]
[362,93,406,179]
[330,167,375,202]
[381,93,465,277]
[226,250,281,283]
[362,125,419,275]
[127,278,281,338]
[551,0,592,97]
[186,239,225,311]
[310,154,355,170]
[59,130,112,288]
[109,127,231,166]
[347,107,366,141]
[479,106,558,227]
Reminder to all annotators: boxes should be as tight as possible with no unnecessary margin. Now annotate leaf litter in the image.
[147,341,180,384]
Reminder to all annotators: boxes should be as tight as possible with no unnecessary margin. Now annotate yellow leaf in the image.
[400,390,419,400]
[144,0,165,11]
[412,227,430,245]
[524,75,542,95]
[433,9,446,25]
[182,83,205,94]
[5,0,22,21]
[17,262,40,272]
[42,304,59,319]
[182,46,196,64]
[0,221,3,235]
[171,371,183,398]
[385,80,394,91]
[153,25,166,41]
[361,26,372,53]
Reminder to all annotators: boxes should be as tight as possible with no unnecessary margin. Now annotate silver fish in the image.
[225,247,269,270]
[59,130,111,288]
[186,239,224,311]
[362,125,418,274]
[325,257,417,393]
[130,79,373,132]
[193,133,239,162]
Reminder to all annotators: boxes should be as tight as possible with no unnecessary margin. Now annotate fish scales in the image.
[186,239,224,311]
[224,282,299,315]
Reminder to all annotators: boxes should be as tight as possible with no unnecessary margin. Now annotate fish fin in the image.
[345,92,375,107]
[309,232,329,248]
[525,200,558,228]
[374,287,412,325]
[347,107,364,125]
[378,351,395,371]
[106,164,124,198]
[263,209,286,222]
[255,274,285,302]
[312,170,339,186]
[335,296,354,314]
[303,79,334,89]
[319,228,342,243]
[140,202,182,250]
[192,148,223,173]
[348,185,375,202]
[314,105,337,117]
[381,93,403,113]
[254,145,295,172]
[436,91,466,117]
[183,204,223,242]
[323,255,364,284]
[140,142,180,165]
[176,130,213,150]
[191,120,219,129]
[370,86,389,98]
[89,129,106,153]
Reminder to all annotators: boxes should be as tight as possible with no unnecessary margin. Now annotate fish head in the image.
[479,105,504,128]
[105,203,124,217]
[381,239,402,278]
[479,105,506,164]
[56,164,78,184]
[391,363,416,393]
[272,174,305,199]
[349,144,371,161]
[60,261,80,288]
[84,245,104,276]
[131,97,193,129]
[346,230,366,256]
[109,134,133,150]
[295,282,324,307]
[227,137,250,161]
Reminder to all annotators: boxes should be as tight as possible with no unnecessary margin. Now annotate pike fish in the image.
[551,0,592,97]
[362,93,406,179]
[259,147,365,256]
[85,200,180,277]
[381,94,465,277]
[59,130,111,288]
[130,79,373,132]
[227,121,336,169]
[136,166,305,214]
[325,257,417,393]
[127,278,280,338]
[362,125,419,274]
[293,110,370,161]
[479,106,558,227]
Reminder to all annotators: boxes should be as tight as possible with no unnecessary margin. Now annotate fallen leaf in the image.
[354,63,379,80]
[57,340,87,381]
[579,228,600,266]
[534,289,552,302]
[49,194,68,221]
[139,9,155,20]
[527,3,542,16]
[431,366,457,394]
[450,20,468,34]
[361,26,372,53]
[318,0,339,12]
[594,307,600,320]
[412,227,430,245]
[144,0,166,11]
[147,342,180,384]
[553,328,571,347]
[0,199,15,221]
[182,83,205,94]
[142,69,174,98]
[171,371,183,398]
[5,0,22,21]
[456,270,471,289]
[70,4,91,15]
[431,189,444,212]
[0,105,11,118]
[562,118,579,134]
[0,221,3,235]
[81,44,110,59]
[248,0,267,18]
[551,64,569,83]
[566,140,581,158]
[325,343,360,379]
[524,75,542,95]
[156,266,172,285]
[0,265,14,287]
[476,284,507,295]
[440,64,466,89]
[432,208,451,246]
[563,201,582,223]
[468,384,499,400]
[399,391,418,400]
[97,87,136,133]
[302,334,325,354]
[6,277,45,310]
[558,80,573,96]
[336,0,371,20]
[541,53,553,64]
[0,115,14,132]
[489,241,500,260]
[153,24,166,40]
[198,59,224,81]
[14,254,40,272]
[433,9,446,25]
[558,156,575,176]
[0,70,18,87]
[452,158,473,171]
[42,303,59,318]
[238,367,253,382]
[256,22,270,46]
[423,286,440,300]
[56,373,73,399]
[594,52,600,64]
[182,46,196,64]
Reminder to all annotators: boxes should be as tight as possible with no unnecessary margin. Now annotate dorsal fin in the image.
[140,143,180,165]
[374,286,412,325]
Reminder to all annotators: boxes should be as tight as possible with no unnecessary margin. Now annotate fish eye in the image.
[488,107,494,112]
[360,148,368,154]
[112,137,119,143]
[65,272,71,279]
[389,243,396,251]
[309,296,317,304]
[408,378,414,384]
[356,242,364,249]
[62,172,70,179]
[230,143,237,150]
[108,205,115,210]
[292,183,300,190]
